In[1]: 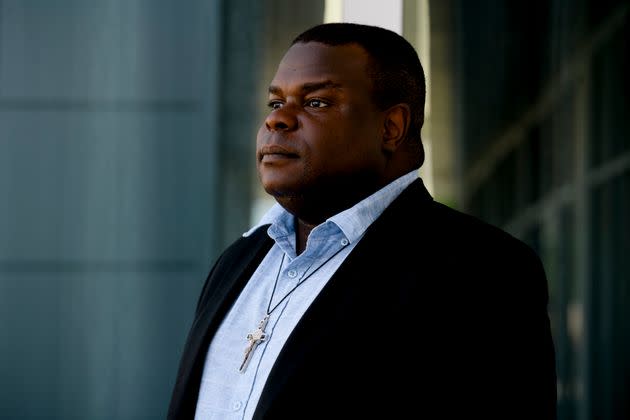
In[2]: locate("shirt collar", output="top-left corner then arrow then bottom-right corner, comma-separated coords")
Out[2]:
242,203 -> 285,237
243,169 -> 420,242
328,169 -> 419,243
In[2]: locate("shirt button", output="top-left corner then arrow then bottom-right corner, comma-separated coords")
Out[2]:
232,401 -> 242,411
340,238 -> 349,246
287,269 -> 297,278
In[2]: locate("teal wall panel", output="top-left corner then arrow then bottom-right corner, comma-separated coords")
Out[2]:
0,271 -> 206,419
0,0 -> 230,418
0,112 -> 211,261
0,0 -> 206,101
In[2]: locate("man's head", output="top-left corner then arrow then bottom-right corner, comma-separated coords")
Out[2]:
292,23 -> 426,151
256,23 -> 426,224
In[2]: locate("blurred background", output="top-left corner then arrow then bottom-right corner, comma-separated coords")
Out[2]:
0,0 -> 627,419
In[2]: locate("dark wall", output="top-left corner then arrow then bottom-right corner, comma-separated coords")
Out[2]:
452,1 -> 629,419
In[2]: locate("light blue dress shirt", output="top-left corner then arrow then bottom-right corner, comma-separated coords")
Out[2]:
194,170 -> 419,419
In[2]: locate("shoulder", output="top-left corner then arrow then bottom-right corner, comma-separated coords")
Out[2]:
374,178 -> 543,274
431,201 -> 536,257
381,190 -> 548,302
428,201 -> 548,303
384,181 -> 537,259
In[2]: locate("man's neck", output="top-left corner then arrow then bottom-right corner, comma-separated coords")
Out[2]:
295,218 -> 316,255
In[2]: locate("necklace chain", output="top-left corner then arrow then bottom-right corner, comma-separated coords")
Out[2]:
266,244 -> 347,316
239,242 -> 349,373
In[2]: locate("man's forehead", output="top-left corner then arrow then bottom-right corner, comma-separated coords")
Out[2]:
280,41 -> 367,66
270,42 -> 370,89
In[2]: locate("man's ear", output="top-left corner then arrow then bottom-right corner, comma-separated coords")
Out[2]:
382,103 -> 410,153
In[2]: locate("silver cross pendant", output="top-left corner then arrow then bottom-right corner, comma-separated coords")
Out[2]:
239,315 -> 269,373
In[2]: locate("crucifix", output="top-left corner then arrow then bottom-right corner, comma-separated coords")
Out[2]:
239,315 -> 269,373
237,248 -> 347,373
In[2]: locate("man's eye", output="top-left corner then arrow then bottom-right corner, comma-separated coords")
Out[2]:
306,99 -> 328,108
267,101 -> 283,110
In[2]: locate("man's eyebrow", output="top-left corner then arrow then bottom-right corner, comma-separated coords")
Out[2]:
268,80 -> 342,95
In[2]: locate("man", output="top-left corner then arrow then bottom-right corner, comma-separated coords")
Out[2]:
169,23 -> 556,419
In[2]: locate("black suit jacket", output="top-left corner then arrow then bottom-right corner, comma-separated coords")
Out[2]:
169,179 -> 557,419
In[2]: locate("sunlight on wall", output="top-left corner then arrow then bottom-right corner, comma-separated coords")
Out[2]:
325,0 -> 402,34
324,0 -> 342,23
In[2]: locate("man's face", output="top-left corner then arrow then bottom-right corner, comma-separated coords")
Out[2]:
256,42 -> 387,213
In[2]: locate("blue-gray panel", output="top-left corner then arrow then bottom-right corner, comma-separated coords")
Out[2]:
0,270 -> 204,420
0,0 -> 207,101
0,111 -> 216,261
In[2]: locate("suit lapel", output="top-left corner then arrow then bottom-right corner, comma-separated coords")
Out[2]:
170,227 -> 273,418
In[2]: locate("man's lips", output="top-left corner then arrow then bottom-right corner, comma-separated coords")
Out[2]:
259,145 -> 299,162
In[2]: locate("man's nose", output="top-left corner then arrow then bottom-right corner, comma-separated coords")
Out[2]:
265,106 -> 298,131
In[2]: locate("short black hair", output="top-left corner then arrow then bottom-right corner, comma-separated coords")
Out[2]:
292,22 -> 426,166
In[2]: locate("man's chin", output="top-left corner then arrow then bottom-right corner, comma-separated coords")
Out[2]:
261,176 -> 307,199
270,196 -> 302,216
